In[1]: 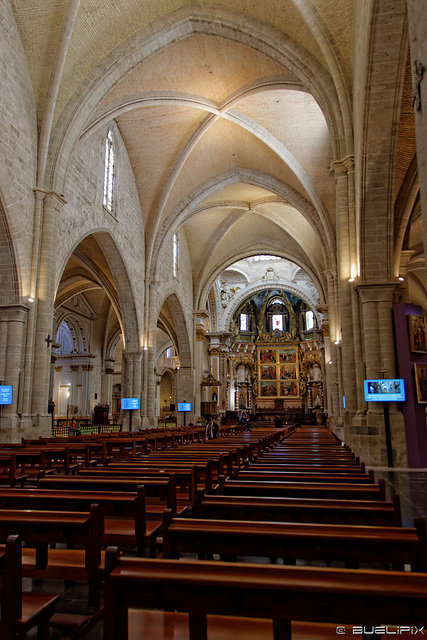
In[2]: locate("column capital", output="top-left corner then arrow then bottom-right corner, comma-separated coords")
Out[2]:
0,304 -> 30,322
43,191 -> 68,208
123,350 -> 143,363
356,282 -> 403,304
332,155 -> 355,178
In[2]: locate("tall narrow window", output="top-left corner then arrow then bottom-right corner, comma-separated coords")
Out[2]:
306,311 -> 314,330
173,233 -> 179,277
103,128 -> 115,213
272,314 -> 283,331
240,313 -> 248,331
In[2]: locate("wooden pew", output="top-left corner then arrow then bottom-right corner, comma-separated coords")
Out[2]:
218,478 -> 387,500
243,462 -> 367,473
103,551 -> 427,640
0,452 -> 27,487
194,493 -> 402,527
233,470 -> 375,483
0,486 -> 161,556
106,460 -> 214,495
38,474 -> 177,514
162,510 -> 427,571
1,447 -> 78,481
0,504 -> 103,611
77,466 -> 197,506
0,534 -> 61,640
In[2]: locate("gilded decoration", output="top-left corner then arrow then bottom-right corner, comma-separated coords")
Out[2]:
257,345 -> 300,398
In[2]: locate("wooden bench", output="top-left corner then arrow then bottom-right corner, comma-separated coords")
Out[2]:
106,460 -> 215,495
194,493 -> 402,526
218,478 -> 387,500
38,474 -> 177,514
77,466 -> 198,506
162,510 -> 427,571
233,470 -> 375,483
0,534 -> 60,640
103,552 -> 427,640
0,486 -> 161,557
1,447 -> 78,481
0,504 -> 103,612
0,452 -> 27,487
243,461 -> 367,472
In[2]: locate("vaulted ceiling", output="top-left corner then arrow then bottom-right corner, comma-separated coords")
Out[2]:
11,0 -> 419,310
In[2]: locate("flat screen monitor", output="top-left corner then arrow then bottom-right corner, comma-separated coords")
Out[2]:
0,386 -> 12,405
178,402 -> 191,412
363,379 -> 405,402
121,397 -> 139,410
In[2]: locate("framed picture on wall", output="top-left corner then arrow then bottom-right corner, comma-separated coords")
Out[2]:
408,314 -> 427,353
414,363 -> 427,403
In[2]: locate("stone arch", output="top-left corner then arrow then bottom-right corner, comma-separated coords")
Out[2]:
54,312 -> 88,355
224,283 -> 322,334
393,156 -> 419,275
151,168 -> 334,295
199,244 -> 326,316
0,199 -> 19,305
55,231 -> 141,354
156,293 -> 192,369
47,5 -> 350,195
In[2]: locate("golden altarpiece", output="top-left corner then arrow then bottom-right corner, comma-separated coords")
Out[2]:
220,290 -> 325,417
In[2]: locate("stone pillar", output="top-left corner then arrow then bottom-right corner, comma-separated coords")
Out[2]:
102,359 -> 115,410
0,304 -> 29,441
333,158 -> 358,423
353,283 -> 407,466
407,1 -> 427,284
175,366 -> 195,426
194,311 -> 208,418
30,192 -> 67,435
70,365 -> 80,410
122,351 -> 143,430
81,364 -> 94,416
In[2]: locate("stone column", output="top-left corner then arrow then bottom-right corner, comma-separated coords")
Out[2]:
0,304 -> 29,441
70,365 -> 80,410
175,366 -> 195,426
122,350 -> 143,430
102,359 -> 115,409
333,158 -> 358,422
194,311 -> 208,418
81,364 -> 94,416
354,283 -> 407,466
31,192 -> 67,435
407,1 -> 427,284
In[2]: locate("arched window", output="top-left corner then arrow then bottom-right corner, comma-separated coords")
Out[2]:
240,313 -> 248,331
306,310 -> 314,330
103,128 -> 116,213
173,233 -> 179,277
267,298 -> 288,332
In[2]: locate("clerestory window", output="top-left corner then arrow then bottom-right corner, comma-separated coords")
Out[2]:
103,128 -> 116,213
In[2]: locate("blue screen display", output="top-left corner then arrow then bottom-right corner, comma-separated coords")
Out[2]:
0,386 -> 12,405
178,402 -> 191,412
363,379 -> 405,402
121,397 -> 139,410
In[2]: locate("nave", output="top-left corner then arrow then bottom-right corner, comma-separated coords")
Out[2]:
1,424 -> 424,640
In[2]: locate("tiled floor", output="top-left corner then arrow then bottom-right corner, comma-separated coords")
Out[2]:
25,468 -> 427,639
